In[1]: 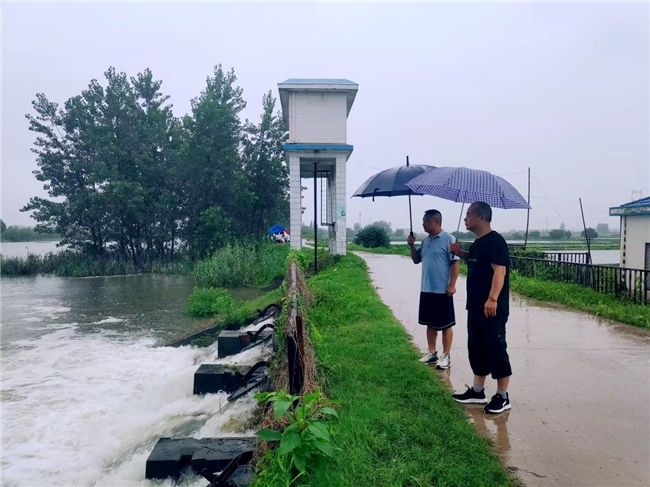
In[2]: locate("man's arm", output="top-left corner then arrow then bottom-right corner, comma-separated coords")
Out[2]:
410,245 -> 422,264
449,241 -> 469,260
407,234 -> 421,264
447,260 -> 460,296
484,237 -> 509,317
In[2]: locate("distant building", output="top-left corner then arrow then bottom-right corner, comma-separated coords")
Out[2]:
609,196 -> 650,270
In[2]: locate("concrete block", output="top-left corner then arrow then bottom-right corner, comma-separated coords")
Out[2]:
218,330 -> 246,358
145,437 -> 257,480
193,364 -> 250,395
217,330 -> 274,358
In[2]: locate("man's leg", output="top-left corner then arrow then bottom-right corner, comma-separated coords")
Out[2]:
484,316 -> 512,414
441,327 -> 453,355
453,310 -> 488,404
426,327 -> 438,353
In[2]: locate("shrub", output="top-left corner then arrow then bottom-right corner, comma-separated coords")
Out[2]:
193,244 -> 288,288
183,287 -> 248,325
353,226 -> 390,248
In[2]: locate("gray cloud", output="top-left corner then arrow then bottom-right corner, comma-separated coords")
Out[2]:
2,1 -> 648,233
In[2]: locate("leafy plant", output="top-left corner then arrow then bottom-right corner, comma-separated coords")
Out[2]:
193,244 -> 288,288
252,390 -> 339,485
353,225 -> 390,248
287,250 -> 308,271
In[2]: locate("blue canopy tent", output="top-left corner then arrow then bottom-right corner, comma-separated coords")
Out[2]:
268,224 -> 288,235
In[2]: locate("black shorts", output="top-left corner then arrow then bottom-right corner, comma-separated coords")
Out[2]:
467,309 -> 512,380
418,292 -> 455,331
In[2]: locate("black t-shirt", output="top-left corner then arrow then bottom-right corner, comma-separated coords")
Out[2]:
466,231 -> 509,317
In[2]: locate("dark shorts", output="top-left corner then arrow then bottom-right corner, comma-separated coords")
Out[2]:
418,292 -> 456,331
467,309 -> 512,380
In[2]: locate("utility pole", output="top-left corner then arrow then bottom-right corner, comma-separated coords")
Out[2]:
631,189 -> 643,201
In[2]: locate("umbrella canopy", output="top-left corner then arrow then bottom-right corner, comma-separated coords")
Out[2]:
405,166 -> 530,209
352,163 -> 435,199
351,158 -> 435,235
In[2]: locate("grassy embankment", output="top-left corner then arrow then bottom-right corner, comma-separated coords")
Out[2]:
181,245 -> 290,345
0,251 -> 193,277
302,254 -> 513,486
347,243 -> 649,329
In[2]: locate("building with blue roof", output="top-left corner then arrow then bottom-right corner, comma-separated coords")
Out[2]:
278,78 -> 359,256
609,196 -> 650,270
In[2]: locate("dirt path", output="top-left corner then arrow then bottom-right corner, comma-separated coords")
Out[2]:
357,252 -> 650,487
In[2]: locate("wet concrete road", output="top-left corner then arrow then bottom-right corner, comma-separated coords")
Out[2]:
357,252 -> 650,487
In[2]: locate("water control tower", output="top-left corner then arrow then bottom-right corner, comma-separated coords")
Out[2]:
278,79 -> 359,255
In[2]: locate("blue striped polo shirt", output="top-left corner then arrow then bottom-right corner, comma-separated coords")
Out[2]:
416,230 -> 460,294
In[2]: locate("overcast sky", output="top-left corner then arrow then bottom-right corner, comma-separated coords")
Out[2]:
2,1 -> 649,234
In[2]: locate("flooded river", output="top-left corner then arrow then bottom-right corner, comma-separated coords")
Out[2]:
0,272 -> 267,486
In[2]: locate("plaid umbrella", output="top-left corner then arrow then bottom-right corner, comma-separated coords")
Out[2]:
405,166 -> 530,209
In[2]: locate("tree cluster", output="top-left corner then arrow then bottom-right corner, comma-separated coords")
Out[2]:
22,65 -> 288,261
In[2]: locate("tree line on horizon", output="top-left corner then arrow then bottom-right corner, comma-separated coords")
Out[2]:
20,65 -> 288,262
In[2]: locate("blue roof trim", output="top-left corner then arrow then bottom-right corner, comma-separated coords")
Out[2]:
280,78 -> 357,86
282,143 -> 354,152
609,196 -> 650,216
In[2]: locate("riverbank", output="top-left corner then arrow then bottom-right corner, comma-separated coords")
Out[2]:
0,251 -> 194,277
305,255 -> 512,486
348,244 -> 648,329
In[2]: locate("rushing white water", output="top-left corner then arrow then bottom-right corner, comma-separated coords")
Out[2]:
2,323 -> 269,486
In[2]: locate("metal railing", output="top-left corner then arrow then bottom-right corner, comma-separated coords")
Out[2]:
510,256 -> 649,305
543,252 -> 590,264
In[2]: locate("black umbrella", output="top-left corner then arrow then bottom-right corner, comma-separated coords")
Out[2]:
352,156 -> 435,236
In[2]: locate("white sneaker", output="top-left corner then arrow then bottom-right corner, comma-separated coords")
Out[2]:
437,353 -> 451,370
419,352 -> 438,364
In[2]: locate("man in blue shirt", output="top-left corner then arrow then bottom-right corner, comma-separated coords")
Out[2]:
407,209 -> 460,369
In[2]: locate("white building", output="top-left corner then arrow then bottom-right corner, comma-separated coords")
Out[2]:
609,196 -> 650,270
278,79 -> 359,256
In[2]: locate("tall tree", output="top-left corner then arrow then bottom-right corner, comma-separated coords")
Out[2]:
180,65 -> 247,257
241,91 -> 289,238
23,68 -> 181,261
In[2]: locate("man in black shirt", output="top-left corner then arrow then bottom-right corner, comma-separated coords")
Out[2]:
449,202 -> 512,414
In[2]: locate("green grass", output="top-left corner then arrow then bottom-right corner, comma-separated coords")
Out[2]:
187,287 -> 284,347
193,244 -> 288,288
510,273 -> 650,329
305,255 -> 512,487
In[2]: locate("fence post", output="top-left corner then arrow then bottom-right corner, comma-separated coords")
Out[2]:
287,262 -> 304,395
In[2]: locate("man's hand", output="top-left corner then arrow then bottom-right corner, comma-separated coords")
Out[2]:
407,234 -> 416,246
446,283 -> 456,297
484,297 -> 498,318
449,241 -> 461,254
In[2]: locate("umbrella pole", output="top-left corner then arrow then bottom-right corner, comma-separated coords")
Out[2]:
408,190 -> 414,237
455,203 -> 465,238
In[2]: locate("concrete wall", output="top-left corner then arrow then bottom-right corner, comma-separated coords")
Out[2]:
621,215 -> 650,269
289,92 -> 347,144
289,153 -> 302,250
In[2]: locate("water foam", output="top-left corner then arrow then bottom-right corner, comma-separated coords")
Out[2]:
1,327 -> 260,486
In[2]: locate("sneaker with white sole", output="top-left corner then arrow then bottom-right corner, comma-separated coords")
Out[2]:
418,351 -> 438,364
484,393 -> 511,414
452,385 -> 488,404
436,353 -> 451,370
